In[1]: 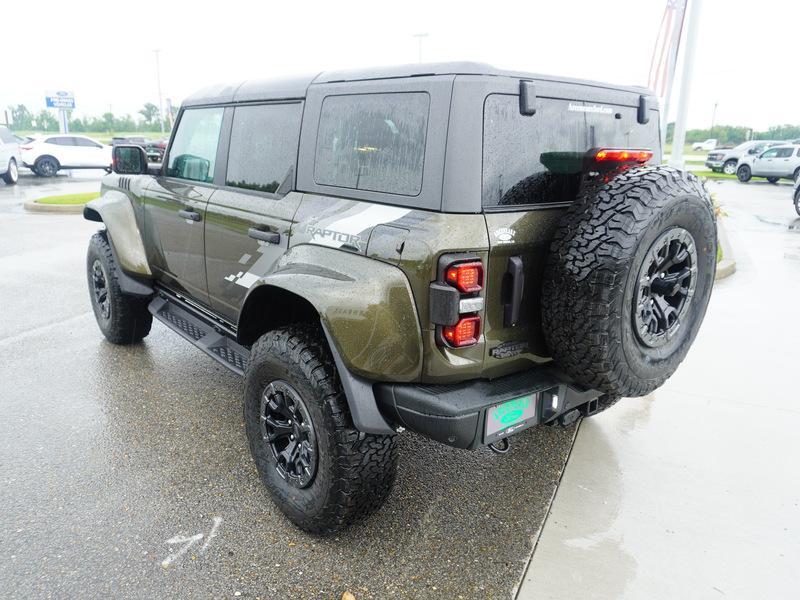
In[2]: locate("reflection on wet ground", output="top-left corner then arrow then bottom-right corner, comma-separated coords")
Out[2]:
520,180 -> 800,599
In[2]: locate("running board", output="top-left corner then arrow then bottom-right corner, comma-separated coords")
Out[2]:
148,296 -> 250,375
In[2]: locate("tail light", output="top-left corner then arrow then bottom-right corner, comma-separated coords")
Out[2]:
20,145 -> 32,151
442,316 -> 481,348
593,148 -> 653,164
431,254 -> 484,349
445,261 -> 483,293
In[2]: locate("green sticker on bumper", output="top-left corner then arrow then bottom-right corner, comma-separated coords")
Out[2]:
486,394 -> 537,437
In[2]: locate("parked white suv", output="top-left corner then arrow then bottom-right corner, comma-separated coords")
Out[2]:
0,125 -> 21,185
20,135 -> 112,177
736,145 -> 800,183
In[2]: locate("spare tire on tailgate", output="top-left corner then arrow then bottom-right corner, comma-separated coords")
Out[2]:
541,166 -> 717,402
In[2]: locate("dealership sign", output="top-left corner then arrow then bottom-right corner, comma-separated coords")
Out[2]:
45,91 -> 75,109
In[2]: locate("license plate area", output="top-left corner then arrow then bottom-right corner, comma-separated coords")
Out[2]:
484,392 -> 539,445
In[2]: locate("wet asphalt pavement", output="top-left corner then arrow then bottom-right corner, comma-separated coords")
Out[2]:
0,174 -> 577,599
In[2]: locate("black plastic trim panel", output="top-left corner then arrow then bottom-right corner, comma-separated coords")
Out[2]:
375,366 -> 599,449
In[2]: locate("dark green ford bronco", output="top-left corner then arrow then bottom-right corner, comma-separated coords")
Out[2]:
84,62 -> 716,533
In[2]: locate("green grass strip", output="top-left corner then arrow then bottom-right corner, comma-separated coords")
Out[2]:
35,192 -> 101,205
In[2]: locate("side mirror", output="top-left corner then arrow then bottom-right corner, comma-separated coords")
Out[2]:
112,145 -> 148,175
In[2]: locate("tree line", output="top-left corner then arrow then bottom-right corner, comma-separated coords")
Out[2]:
6,103 -> 174,133
666,123 -> 800,146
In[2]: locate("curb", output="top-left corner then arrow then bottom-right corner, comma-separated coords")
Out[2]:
715,218 -> 736,280
23,201 -> 85,214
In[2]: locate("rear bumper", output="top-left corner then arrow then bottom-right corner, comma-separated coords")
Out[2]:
374,366 -> 601,449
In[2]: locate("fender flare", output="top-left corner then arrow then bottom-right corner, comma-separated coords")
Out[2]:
84,192 -> 151,276
240,244 -> 423,382
238,244 -> 424,434
84,192 -> 153,297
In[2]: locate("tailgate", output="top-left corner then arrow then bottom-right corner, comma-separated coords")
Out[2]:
480,91 -> 661,375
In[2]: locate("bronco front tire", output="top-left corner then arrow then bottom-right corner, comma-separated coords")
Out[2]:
244,325 -> 397,534
86,232 -> 152,344
542,166 -> 716,399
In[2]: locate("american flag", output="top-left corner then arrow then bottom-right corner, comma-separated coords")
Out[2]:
648,0 -> 689,97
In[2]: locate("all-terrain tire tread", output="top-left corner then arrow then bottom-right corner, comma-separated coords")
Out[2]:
246,324 -> 397,534
87,232 -> 152,344
541,166 -> 715,398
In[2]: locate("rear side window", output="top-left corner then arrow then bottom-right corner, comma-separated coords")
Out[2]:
314,92 -> 429,196
0,127 -> 16,143
775,148 -> 794,158
482,95 -> 660,208
46,137 -> 72,146
74,137 -> 102,148
226,103 -> 301,195
167,107 -> 224,183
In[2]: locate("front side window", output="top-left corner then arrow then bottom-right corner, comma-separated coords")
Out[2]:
482,94 -> 660,208
225,103 -> 301,195
761,148 -> 779,159
314,92 -> 429,196
166,107 -> 224,183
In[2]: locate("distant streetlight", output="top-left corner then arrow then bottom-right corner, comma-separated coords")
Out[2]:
412,33 -> 429,63
710,101 -> 718,133
154,49 -> 165,134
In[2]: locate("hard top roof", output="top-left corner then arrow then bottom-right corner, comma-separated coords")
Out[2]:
182,61 -> 651,107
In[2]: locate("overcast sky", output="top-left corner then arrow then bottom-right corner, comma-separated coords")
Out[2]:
1,0 -> 796,130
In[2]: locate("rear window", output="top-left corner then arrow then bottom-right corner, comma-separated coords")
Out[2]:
482,94 -> 659,208
314,92 -> 429,196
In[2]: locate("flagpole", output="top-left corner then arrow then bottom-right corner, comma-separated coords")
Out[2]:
669,0 -> 702,168
660,1 -> 688,148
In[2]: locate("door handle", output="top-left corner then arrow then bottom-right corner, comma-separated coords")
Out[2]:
248,228 -> 281,244
179,209 -> 201,222
503,255 -> 525,327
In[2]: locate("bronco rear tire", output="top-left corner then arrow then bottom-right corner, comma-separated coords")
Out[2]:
541,167 -> 717,399
86,232 -> 152,344
244,325 -> 397,534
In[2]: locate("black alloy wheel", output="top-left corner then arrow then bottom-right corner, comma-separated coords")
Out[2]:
260,380 -> 318,489
36,157 -> 58,177
737,165 -> 751,182
634,227 -> 698,348
90,259 -> 111,319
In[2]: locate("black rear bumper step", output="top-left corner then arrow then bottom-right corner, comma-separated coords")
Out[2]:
149,296 -> 250,375
374,367 -> 600,450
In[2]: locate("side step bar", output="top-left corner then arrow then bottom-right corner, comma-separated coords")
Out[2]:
148,295 -> 250,375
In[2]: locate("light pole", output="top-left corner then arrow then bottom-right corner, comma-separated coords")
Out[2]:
413,33 -> 428,64
154,49 -> 165,134
710,101 -> 718,134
